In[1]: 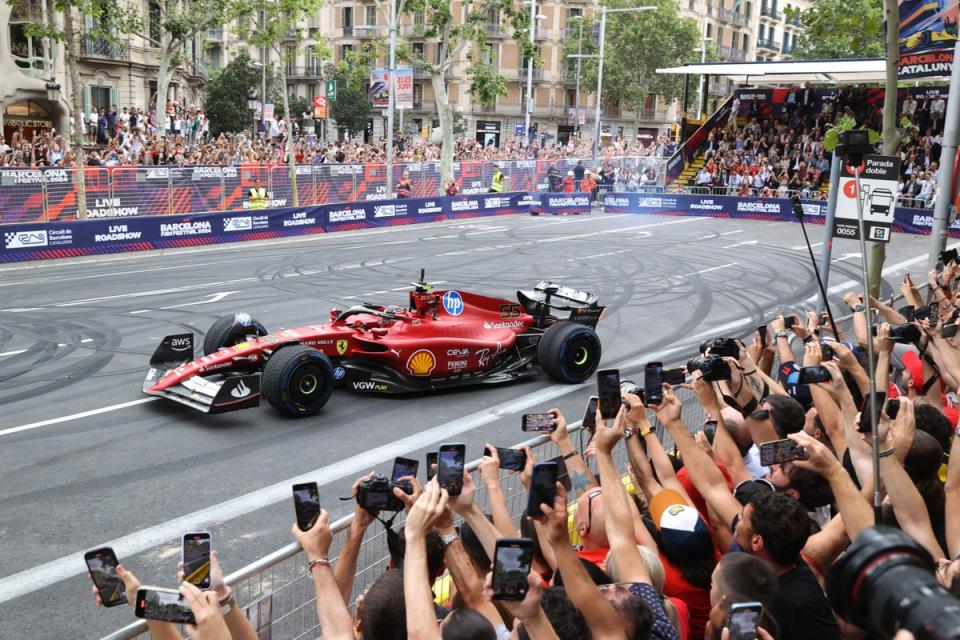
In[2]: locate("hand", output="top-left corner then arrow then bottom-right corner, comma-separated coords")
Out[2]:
519,445 -> 536,490
929,268 -> 943,291
816,360 -> 847,398
888,396 -> 916,459
291,509 -> 333,560
791,316 -> 811,339
584,440 -> 597,459
178,551 -> 226,595
843,291 -> 864,309
484,571 -> 544,622
691,373 -> 720,412
901,275 -> 920,301
621,392 -> 649,427
548,409 -> 569,445
405,478 -> 449,541
747,330 -> 763,362
721,627 -> 775,640
451,470 -> 477,515
90,563 -> 141,608
876,323 -> 895,354
806,310 -> 821,331
788,431 -> 840,477
803,340 -> 823,367
180,582 -> 230,640
769,314 -> 786,333
594,405 -> 625,454
829,341 -> 861,372
392,475 -> 424,511
479,444 -> 500,487
531,482 -> 569,546
694,430 -> 716,461
655,384 -> 683,424
352,472 -> 378,528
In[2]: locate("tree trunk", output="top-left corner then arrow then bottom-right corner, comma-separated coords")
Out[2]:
868,0 -> 903,297
156,39 -> 172,139
63,2 -> 87,219
280,62 -> 299,207
432,72 -> 453,193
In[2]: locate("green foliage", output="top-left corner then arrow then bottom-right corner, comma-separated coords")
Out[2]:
282,95 -> 311,119
562,0 -> 699,114
15,0 -> 142,45
821,114 -> 882,151
787,0 -> 885,59
328,55 -> 371,134
203,51 -> 261,136
466,47 -> 508,108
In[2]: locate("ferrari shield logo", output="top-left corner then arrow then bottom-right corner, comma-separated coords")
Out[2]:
336,339 -> 348,355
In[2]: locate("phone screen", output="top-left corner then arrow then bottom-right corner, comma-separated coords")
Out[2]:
85,548 -> 126,607
644,362 -> 664,406
497,447 -> 527,471
392,457 -> 419,482
437,444 -> 465,496
581,396 -> 599,432
426,452 -> 438,480
798,365 -> 832,384
597,369 -> 622,420
757,324 -> 767,345
181,533 -> 211,589
492,538 -> 534,600
522,413 -> 556,432
758,439 -> 809,466
527,462 -> 559,517
293,483 -> 321,532
728,603 -> 763,640
136,588 -> 196,624
858,392 -> 888,434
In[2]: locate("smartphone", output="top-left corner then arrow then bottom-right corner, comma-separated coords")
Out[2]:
485,446 -> 528,471
492,538 -> 534,600
820,342 -> 836,361
943,323 -> 959,339
940,248 -> 959,265
582,396 -> 599,433
758,439 -> 809,466
757,324 -> 767,345
798,365 -> 832,384
135,587 -> 195,624
644,362 -> 664,406
522,412 -> 557,432
437,443 -> 466,496
703,420 -> 717,445
727,601 -> 763,640
392,457 -> 419,482
527,462 -> 559,517
663,368 -> 686,386
425,451 -> 438,480
597,369 -> 622,420
292,482 -> 321,532
181,532 -> 211,589
784,315 -> 797,330
858,392 -> 888,434
84,547 -> 126,607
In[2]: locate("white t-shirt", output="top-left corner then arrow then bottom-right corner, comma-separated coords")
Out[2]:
743,444 -> 770,479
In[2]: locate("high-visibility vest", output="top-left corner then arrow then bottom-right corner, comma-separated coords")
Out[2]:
491,171 -> 504,192
249,187 -> 267,209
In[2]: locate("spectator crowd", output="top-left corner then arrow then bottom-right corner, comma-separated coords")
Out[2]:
92,262 -> 960,639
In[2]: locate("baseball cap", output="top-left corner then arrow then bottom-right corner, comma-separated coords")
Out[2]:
649,489 -> 712,561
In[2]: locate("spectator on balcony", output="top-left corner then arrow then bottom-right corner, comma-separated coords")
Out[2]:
107,105 -> 118,139
97,109 -> 108,146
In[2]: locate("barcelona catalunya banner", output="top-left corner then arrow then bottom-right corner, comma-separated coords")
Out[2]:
0,192 -> 590,263
602,192 -> 955,238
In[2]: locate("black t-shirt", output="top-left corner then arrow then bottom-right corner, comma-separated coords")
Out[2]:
772,561 -> 840,640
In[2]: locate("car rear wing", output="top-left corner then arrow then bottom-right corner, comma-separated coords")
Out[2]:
517,281 -> 605,327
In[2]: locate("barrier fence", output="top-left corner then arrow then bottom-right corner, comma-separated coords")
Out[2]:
0,157 -> 665,225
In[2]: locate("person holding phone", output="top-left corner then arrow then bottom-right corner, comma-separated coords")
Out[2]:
547,407 -> 599,494
90,562 -> 181,640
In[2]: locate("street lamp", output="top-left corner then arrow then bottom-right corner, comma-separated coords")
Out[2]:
591,5 -> 656,157
569,15 -> 584,137
247,89 -> 258,140
45,79 -> 61,103
522,0 -> 547,147
386,0 -> 397,193
693,23 -> 712,121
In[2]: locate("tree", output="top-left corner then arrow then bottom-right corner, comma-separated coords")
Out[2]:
203,51 -> 260,136
328,60 -> 372,136
149,0 -> 234,139
245,0 -> 326,206
563,0 -> 699,125
786,0 -> 885,60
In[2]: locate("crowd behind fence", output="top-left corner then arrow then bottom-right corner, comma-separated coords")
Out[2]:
0,157 -> 666,225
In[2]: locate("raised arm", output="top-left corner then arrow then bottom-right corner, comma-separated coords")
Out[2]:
946,428 -> 960,559
478,445 -> 519,537
333,474 -> 378,602
403,481 -> 448,640
549,408 -> 599,494
291,510 -> 355,640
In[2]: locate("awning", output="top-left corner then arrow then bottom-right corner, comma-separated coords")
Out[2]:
656,58 -> 896,84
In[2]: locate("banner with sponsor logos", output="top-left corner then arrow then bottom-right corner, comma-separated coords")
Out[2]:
0,191 -> 587,263
601,191 -> 950,238
898,0 -> 958,79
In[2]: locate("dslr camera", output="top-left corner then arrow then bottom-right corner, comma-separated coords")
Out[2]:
871,323 -> 922,344
355,473 -> 413,512
699,337 -> 740,358
688,355 -> 731,382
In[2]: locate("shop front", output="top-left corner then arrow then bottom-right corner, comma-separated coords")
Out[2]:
3,99 -> 55,144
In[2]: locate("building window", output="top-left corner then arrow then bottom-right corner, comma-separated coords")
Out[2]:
717,26 -> 724,46
414,10 -> 425,25
705,22 -> 712,38
413,83 -> 423,108
342,7 -> 353,28
308,83 -> 316,98
486,7 -> 498,25
89,86 -> 112,112
8,0 -> 45,74
412,41 -> 425,60
148,2 -> 161,45
745,1 -> 752,16
366,5 -> 376,26
339,43 -> 353,61
567,7 -> 582,19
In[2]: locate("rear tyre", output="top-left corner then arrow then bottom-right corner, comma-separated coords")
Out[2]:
262,345 -> 334,417
203,313 -> 268,355
537,320 -> 602,383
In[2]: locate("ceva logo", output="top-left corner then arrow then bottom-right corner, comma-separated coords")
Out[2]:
442,291 -> 464,316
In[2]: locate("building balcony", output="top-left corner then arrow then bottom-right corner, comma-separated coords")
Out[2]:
341,26 -> 354,36
786,14 -> 802,25
206,28 -> 223,41
718,45 -> 746,61
354,25 -> 387,37
400,23 -> 427,36
190,59 -> 209,79
756,36 -> 780,50
485,23 -> 507,37
287,65 -> 322,79
718,8 -> 749,26
759,5 -> 782,19
518,67 -> 543,80
781,42 -> 795,54
80,35 -> 129,61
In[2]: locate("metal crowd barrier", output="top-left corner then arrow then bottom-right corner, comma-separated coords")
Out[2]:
0,156 -> 668,225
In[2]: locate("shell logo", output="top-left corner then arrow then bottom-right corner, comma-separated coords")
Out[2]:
406,349 -> 436,376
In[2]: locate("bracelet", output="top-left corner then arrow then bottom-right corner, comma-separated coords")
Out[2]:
877,448 -> 896,458
639,427 -> 653,437
563,450 -> 577,460
307,557 -> 331,572
217,586 -> 234,608
743,370 -> 757,376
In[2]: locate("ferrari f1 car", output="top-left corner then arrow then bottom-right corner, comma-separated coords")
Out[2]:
143,272 -> 605,417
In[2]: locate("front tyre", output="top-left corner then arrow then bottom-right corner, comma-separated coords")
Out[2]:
262,345 -> 334,417
537,320 -> 602,383
203,313 -> 268,355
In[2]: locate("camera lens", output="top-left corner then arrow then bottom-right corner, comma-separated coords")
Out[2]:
827,526 -> 960,640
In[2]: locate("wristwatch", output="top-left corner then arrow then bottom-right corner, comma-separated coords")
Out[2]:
854,304 -> 864,312
776,330 -> 790,340
439,532 -> 459,550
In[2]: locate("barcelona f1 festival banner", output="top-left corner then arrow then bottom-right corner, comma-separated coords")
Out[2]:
898,0 -> 958,79
0,191 -> 590,263
602,191 -> 957,238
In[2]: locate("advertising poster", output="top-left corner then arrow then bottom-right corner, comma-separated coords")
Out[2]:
898,0 -> 958,78
395,67 -> 414,109
370,68 -> 390,108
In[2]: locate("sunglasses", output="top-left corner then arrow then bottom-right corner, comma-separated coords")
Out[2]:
585,490 -> 602,534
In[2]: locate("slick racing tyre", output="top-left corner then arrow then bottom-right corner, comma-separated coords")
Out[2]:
203,313 -> 268,355
262,345 -> 334,417
537,320 -> 602,383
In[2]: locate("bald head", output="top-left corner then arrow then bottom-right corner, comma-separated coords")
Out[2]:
575,489 -> 609,550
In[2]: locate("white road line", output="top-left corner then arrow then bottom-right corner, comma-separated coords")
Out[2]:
0,398 -> 157,438
720,240 -> 758,249
464,227 -> 508,235
0,338 -> 95,357
697,234 -> 714,240
792,242 -> 823,250
719,230 -> 744,236
129,291 -> 239,315
697,263 -> 738,275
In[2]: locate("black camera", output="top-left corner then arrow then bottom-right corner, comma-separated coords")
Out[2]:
940,248 -> 959,266
356,473 -> 413,512
836,129 -> 874,164
699,337 -> 740,358
871,323 -> 922,344
827,526 -> 960,640
688,355 -> 731,382
820,342 -> 835,361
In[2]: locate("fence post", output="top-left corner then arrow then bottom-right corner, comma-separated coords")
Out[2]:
311,166 -> 318,205
220,170 -> 226,212
167,170 -> 173,215
107,169 -> 115,218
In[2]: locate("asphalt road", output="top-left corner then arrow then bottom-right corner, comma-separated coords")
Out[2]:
0,210 -> 946,638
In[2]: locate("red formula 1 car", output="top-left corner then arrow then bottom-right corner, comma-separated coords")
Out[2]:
143,272 -> 605,417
